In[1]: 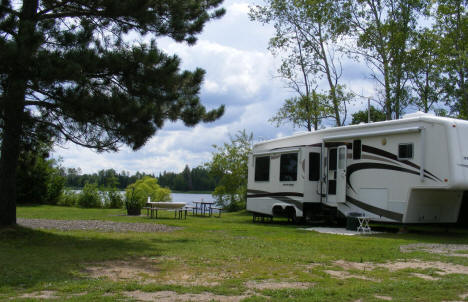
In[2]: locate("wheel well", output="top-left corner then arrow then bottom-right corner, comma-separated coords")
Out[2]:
285,206 -> 296,217
272,205 -> 283,216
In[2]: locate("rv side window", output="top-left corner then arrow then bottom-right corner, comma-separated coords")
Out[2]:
329,148 -> 337,171
309,152 -> 320,181
280,153 -> 298,181
353,140 -> 361,160
255,156 -> 270,181
398,143 -> 413,159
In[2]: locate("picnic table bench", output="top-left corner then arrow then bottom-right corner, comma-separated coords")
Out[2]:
144,202 -> 187,219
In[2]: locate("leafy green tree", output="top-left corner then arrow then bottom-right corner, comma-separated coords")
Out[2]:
0,0 -> 225,226
346,0 -> 424,119
432,0 -> 468,118
207,130 -> 252,211
407,28 -> 445,113
77,183 -> 101,208
173,173 -> 188,191
250,0 -> 352,128
16,151 -> 65,205
125,176 -> 171,207
102,190 -> 124,209
351,106 -> 387,124
269,93 -> 332,131
190,166 -> 217,191
182,165 -> 193,191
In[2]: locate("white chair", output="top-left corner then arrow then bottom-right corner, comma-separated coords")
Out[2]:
357,216 -> 371,233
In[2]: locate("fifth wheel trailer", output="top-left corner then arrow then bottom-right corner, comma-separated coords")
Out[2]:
246,112 -> 468,224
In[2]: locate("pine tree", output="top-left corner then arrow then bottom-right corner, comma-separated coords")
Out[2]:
0,0 -> 225,226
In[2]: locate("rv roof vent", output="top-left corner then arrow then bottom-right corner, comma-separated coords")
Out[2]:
402,111 -> 431,119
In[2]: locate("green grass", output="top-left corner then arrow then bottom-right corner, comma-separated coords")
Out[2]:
1,205 -> 467,301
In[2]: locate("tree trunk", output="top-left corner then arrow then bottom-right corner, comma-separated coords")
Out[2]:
0,0 -> 39,226
0,88 -> 25,226
318,24 -> 341,126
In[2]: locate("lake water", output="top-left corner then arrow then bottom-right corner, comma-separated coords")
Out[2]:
72,190 -> 214,207
171,193 -> 214,207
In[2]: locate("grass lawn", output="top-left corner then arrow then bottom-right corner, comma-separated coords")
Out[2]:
1,205 -> 467,301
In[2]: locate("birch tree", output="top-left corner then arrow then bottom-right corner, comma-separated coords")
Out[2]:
250,0 -> 353,128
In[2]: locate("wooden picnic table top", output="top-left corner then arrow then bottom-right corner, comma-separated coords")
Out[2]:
146,201 -> 186,209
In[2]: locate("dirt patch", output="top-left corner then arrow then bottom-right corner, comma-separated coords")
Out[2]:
245,280 -> 313,290
69,292 -> 88,296
18,218 -> 180,233
374,295 -> 392,300
323,260 -> 377,281
380,260 -> 468,275
400,244 -> 468,258
324,270 -> 374,281
19,291 -> 59,299
327,259 -> 467,281
123,290 -> 249,302
84,257 -> 160,281
161,272 -> 221,287
333,259 -> 376,272
411,273 -> 440,281
85,258 -> 228,286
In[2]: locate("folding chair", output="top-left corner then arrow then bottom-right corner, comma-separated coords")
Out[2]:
357,216 -> 371,233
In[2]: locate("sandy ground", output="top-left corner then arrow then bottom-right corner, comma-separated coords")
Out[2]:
17,218 -> 180,232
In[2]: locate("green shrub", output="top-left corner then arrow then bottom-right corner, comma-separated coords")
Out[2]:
212,185 -> 246,212
125,176 -> 171,210
16,153 -> 65,205
57,190 -> 79,207
77,183 -> 101,208
103,190 -> 124,209
46,170 -> 65,205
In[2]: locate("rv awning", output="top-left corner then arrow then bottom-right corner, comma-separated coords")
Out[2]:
323,126 -> 423,141
253,148 -> 301,156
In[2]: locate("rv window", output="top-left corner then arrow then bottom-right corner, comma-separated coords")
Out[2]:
255,156 -> 270,181
309,152 -> 320,181
338,148 -> 346,169
353,140 -> 361,160
280,153 -> 298,181
329,149 -> 337,171
398,143 -> 413,159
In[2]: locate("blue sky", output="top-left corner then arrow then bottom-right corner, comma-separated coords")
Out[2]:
53,0 -> 374,175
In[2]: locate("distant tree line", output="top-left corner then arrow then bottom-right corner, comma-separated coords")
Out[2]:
158,165 -> 218,192
63,165 -> 218,192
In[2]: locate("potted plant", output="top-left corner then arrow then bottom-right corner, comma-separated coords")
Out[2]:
125,188 -> 141,216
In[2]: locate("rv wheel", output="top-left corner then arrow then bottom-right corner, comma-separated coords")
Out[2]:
286,207 -> 296,223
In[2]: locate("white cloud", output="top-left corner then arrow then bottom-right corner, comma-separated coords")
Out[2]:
161,39 -> 277,100
53,0 -> 376,176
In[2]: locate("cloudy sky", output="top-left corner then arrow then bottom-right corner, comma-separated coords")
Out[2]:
53,0 -> 374,175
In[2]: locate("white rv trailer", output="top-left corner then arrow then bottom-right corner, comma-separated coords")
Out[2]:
246,112 -> 468,224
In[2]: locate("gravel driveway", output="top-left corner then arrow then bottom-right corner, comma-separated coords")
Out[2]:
17,218 -> 180,233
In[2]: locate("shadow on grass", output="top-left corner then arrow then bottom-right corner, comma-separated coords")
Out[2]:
0,225 -> 166,288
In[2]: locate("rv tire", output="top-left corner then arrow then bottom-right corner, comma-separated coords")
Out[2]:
285,207 -> 296,223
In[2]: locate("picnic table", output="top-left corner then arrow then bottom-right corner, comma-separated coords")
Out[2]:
188,201 -> 222,217
144,201 -> 188,219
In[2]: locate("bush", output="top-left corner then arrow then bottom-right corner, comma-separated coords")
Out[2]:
16,153 -> 65,205
125,176 -> 171,210
77,183 -> 101,208
46,170 -> 65,205
212,185 -> 246,212
58,190 -> 79,207
103,190 -> 124,209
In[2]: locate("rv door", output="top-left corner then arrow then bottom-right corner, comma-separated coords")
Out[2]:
336,145 -> 347,203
